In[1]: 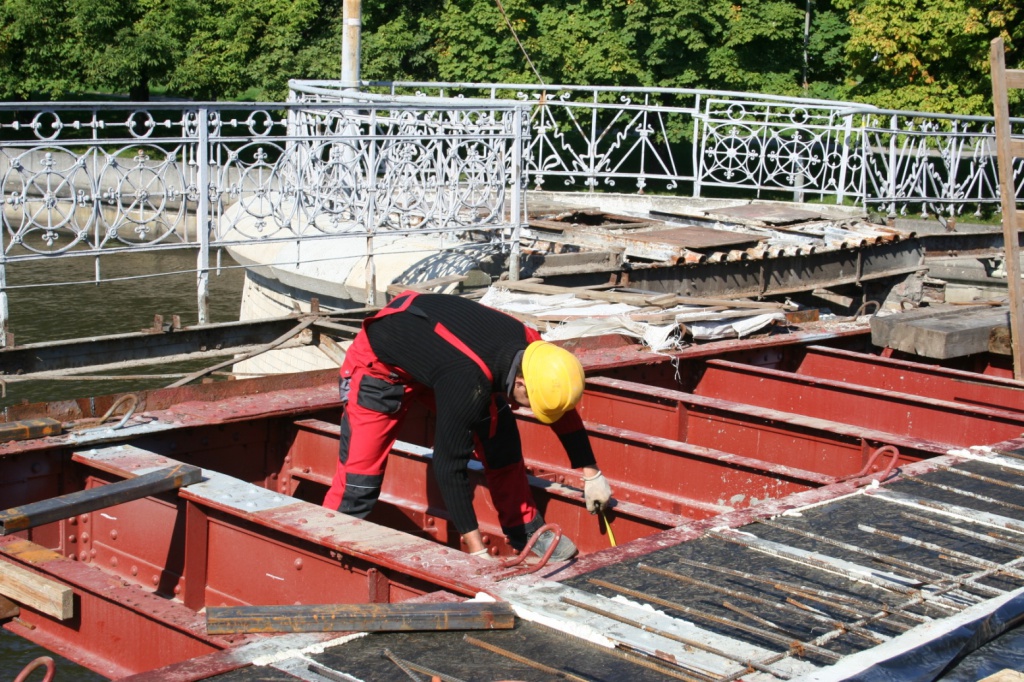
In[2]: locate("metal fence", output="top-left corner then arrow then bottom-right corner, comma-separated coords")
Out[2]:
368,81 -> 1024,222
0,92 -> 528,343
2,81 -> 1023,345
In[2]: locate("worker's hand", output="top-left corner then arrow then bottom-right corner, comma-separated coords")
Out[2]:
470,548 -> 496,561
583,471 -> 612,514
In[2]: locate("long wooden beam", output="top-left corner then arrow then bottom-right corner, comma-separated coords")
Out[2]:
0,464 -> 202,535
205,602 -> 516,634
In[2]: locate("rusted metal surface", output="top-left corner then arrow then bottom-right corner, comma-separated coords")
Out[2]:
0,464 -> 201,535
5,325 -> 1024,677
797,344 -> 1024,413
205,601 -> 516,634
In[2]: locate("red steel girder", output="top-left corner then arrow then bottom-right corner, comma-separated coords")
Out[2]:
797,345 -> 1024,414
696,359 -> 1024,447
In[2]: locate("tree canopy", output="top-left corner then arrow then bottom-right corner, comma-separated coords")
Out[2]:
0,0 -> 1020,115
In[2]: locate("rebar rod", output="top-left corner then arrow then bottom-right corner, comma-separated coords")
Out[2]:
665,554 -> 924,627
901,511 -> 1024,554
933,464 -> 1024,492
462,635 -> 592,682
559,596 -> 794,680
587,578 -> 842,663
640,563 -> 887,644
902,475 -> 1024,514
858,524 -> 1024,581
756,518 -> 997,600
381,649 -> 466,682
709,529 -> 964,612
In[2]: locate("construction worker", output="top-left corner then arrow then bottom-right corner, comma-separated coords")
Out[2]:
323,291 -> 612,561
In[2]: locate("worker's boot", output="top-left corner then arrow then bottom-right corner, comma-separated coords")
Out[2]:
506,514 -> 578,561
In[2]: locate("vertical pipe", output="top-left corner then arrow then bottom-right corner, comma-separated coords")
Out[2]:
0,257 -> 8,347
196,108 -> 211,325
341,0 -> 362,89
836,113 -> 851,205
693,94 -> 702,198
887,113 -> 898,220
508,106 -> 524,281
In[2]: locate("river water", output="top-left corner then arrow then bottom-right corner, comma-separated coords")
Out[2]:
1,249 -> 246,679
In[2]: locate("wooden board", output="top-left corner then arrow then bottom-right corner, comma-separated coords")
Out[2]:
0,560 -> 73,620
705,204 -> 824,226
871,305 -> 1010,359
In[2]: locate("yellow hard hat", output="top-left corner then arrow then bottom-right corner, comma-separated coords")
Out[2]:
522,340 -> 585,424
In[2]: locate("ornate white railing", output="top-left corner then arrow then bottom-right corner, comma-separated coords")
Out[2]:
0,93 -> 528,342
2,80 -> 1022,345
369,81 -> 1024,222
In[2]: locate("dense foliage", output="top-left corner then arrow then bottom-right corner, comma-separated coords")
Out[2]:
0,0 -> 1019,114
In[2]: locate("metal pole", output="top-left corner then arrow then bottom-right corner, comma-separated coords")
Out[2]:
0,257 -> 8,348
342,0 -> 362,88
509,106 -> 524,281
196,108 -> 211,325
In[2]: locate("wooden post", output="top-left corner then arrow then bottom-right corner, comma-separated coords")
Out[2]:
206,601 -> 516,634
0,464 -> 202,535
990,37 -> 1024,379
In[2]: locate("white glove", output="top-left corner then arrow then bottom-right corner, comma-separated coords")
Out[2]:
470,548 -> 495,560
583,471 -> 612,514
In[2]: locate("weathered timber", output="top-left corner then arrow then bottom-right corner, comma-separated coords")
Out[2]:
0,464 -> 202,535
205,601 -> 517,634
0,418 -> 62,443
0,560 -> 73,620
992,37 -> 1024,378
0,594 -> 19,619
871,305 -> 1010,359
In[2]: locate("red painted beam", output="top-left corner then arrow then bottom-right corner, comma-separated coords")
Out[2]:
696,359 -> 1024,447
797,345 -> 1024,414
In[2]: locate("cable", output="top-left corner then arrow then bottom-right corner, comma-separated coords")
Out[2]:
493,0 -> 546,86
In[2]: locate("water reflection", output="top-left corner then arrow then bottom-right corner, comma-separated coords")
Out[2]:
1,249 -> 245,408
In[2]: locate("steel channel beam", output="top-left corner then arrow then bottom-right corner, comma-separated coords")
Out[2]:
284,420 -> 676,554
797,345 -> 1024,414
697,359 -> 1024,446
577,376 -> 947,476
0,535 -> 241,678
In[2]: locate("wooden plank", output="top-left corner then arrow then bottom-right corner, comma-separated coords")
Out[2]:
0,418 -> 63,443
205,601 -> 516,634
1012,138 -> 1024,159
1007,69 -> 1024,89
0,560 -> 73,620
0,464 -> 202,535
0,594 -> 19,620
992,37 -> 1024,379
873,305 -> 1010,359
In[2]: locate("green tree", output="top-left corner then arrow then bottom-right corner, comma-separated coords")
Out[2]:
834,0 -> 1021,114
0,0 -> 82,99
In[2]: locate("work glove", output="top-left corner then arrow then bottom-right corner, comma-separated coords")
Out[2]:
470,548 -> 496,560
583,471 -> 612,514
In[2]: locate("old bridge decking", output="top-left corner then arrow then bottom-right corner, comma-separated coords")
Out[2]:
2,328 -> 1024,679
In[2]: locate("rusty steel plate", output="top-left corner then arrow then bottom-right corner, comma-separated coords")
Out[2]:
706,204 -> 824,225
615,226 -> 763,251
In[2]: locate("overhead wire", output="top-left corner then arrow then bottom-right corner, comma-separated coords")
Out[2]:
493,0 -> 546,87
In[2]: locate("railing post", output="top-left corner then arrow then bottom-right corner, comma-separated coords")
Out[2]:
0,256 -> 8,348
887,113 -> 898,220
693,94 -> 704,198
196,108 -> 211,325
508,106 -> 524,281
836,113 -> 852,205
365,108 -> 378,306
